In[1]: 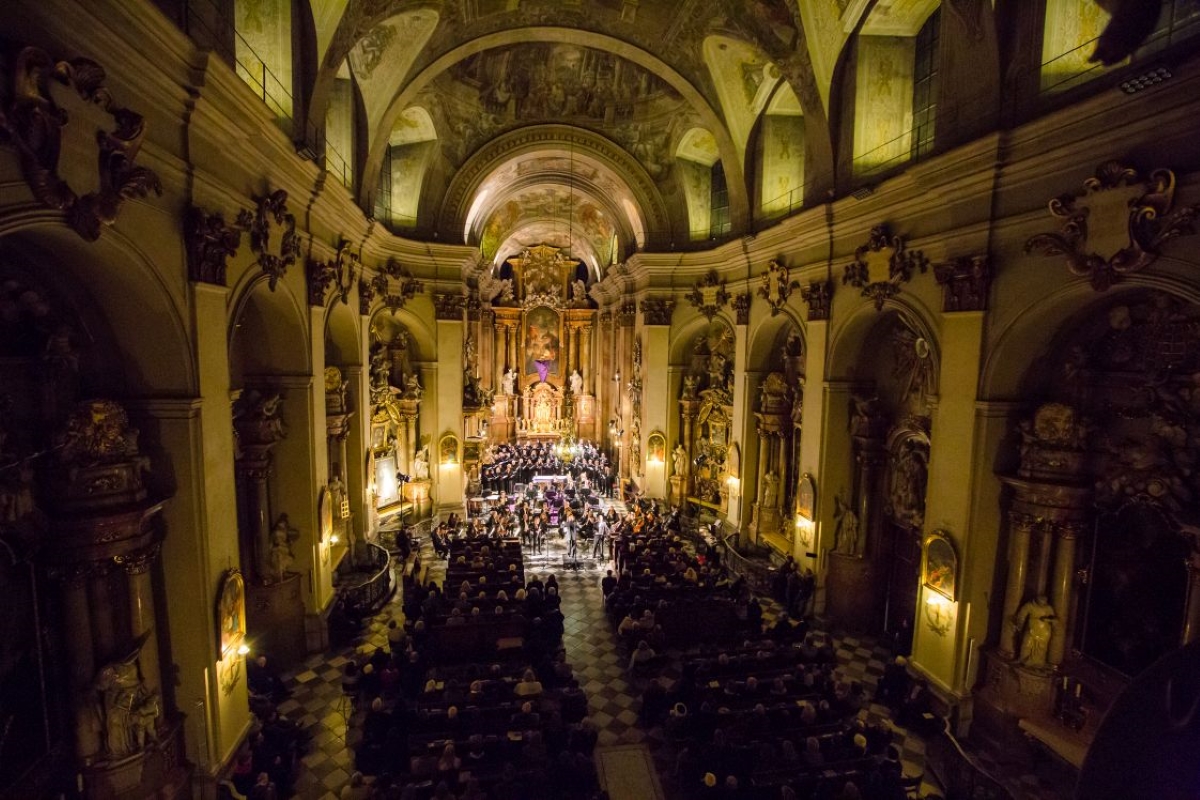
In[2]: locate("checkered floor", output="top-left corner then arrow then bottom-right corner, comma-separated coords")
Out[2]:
273,512 -> 1072,800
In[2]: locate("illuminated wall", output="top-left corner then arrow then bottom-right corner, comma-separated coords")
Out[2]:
325,75 -> 355,188
853,36 -> 915,175
235,0 -> 293,121
760,114 -> 805,215
1040,0 -> 1112,93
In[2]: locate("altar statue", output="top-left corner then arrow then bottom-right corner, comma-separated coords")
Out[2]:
267,514 -> 299,582
95,647 -> 159,758
1015,595 -> 1056,668
569,369 -> 584,396
672,445 -> 689,477
502,368 -> 517,396
413,446 -> 430,480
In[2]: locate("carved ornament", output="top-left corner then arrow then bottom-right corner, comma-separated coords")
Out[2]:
617,300 -> 637,326
842,224 -> 929,311
687,270 -> 731,321
640,297 -> 675,326
56,400 -> 141,466
360,257 -> 424,315
236,190 -> 301,291
306,240 -> 359,307
1025,162 -> 1199,291
732,292 -> 751,325
800,280 -> 832,321
1017,403 -> 1092,483
0,48 -> 162,241
757,259 -> 799,316
934,255 -> 991,312
433,292 -> 466,321
232,390 -> 287,447
185,207 -> 242,286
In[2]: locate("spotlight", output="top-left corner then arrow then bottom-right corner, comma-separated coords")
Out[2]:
237,644 -> 250,656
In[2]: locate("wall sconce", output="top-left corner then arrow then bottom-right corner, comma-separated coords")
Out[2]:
329,534 -> 340,546
924,591 -> 953,636
725,475 -> 740,496
236,644 -> 250,657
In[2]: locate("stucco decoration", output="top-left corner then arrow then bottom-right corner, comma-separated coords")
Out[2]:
842,224 -> 929,310
1024,161 -> 1200,292
0,47 -> 162,242
360,258 -> 424,315
238,190 -> 302,292
307,240 -> 360,307
687,270 -> 732,321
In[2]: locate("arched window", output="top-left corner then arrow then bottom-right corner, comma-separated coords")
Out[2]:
233,0 -> 294,124
851,3 -> 941,177
325,64 -> 356,191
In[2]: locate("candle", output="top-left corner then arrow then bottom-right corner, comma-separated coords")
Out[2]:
1075,682 -> 1082,698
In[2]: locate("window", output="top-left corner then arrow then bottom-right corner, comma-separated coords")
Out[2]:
911,9 -> 940,161
709,162 -> 731,238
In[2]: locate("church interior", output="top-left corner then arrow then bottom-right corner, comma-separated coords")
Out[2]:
1,0 -> 1199,798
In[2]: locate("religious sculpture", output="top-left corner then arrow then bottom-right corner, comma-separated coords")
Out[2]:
94,643 -> 159,759
413,446 -> 430,480
890,443 -> 928,528
502,368 -> 517,396
1014,594 -> 1057,668
682,375 -> 698,400
464,334 -> 479,377
570,279 -> 589,307
761,471 -> 780,510
569,369 -> 584,396
267,514 -> 299,583
673,444 -> 689,477
833,493 -> 860,556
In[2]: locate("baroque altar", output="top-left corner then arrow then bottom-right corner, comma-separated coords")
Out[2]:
484,244 -> 598,442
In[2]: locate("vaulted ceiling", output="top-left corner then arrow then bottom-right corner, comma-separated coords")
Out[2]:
302,0 -> 936,272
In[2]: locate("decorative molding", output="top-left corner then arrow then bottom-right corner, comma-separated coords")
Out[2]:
617,300 -> 637,326
757,259 -> 799,316
732,292 -> 751,325
842,224 -> 929,311
185,207 -> 242,286
800,280 -> 832,321
640,297 -> 675,326
0,47 -> 162,241
466,293 -> 482,321
236,190 -> 301,291
686,270 -> 731,321
360,257 -> 424,315
934,255 -> 991,312
433,292 -> 466,321
306,240 -> 359,307
1025,161 -> 1200,291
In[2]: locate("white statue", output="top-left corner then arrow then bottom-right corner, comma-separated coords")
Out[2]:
569,369 -> 583,396
1015,595 -> 1056,668
762,471 -> 779,509
95,654 -> 159,758
833,493 -> 860,556
413,446 -> 430,480
268,514 -> 299,582
502,368 -> 517,396
672,445 -> 688,477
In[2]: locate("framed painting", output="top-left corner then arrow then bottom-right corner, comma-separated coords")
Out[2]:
439,433 -> 460,465
796,473 -> 815,521
923,530 -> 957,601
524,305 -> 560,378
375,455 -> 399,503
217,569 -> 247,659
647,431 -> 666,464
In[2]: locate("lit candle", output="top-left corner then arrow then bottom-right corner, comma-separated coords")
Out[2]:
1075,683 -> 1082,698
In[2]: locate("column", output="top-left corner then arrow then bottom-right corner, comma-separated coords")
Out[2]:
998,513 -> 1034,658
406,414 -> 419,473
755,426 -> 770,508
88,570 -> 117,663
853,439 -> 888,557
1048,523 -> 1079,666
495,324 -> 507,393
60,572 -> 100,759
1184,553 -> 1200,645
581,325 -> 592,393
1033,526 -> 1053,597
125,551 -> 162,697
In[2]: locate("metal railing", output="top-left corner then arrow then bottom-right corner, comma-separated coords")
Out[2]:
340,541 -> 393,614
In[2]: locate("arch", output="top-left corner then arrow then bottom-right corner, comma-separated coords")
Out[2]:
670,316 -> 734,366
0,218 -> 196,397
323,296 -> 361,366
367,305 -> 435,361
360,27 -> 749,232
228,273 -> 312,384
827,294 -> 940,382
443,125 -> 666,249
980,274 -> 1200,400
747,307 -> 806,369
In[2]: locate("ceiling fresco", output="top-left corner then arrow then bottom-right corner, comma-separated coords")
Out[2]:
301,0 -> 988,273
